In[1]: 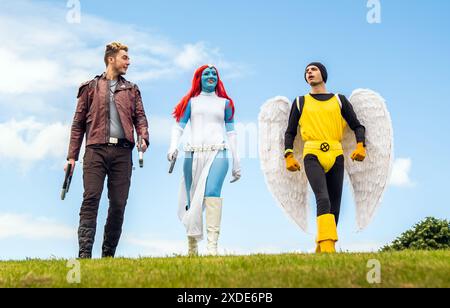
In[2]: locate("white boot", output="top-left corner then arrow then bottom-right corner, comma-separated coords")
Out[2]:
205,197 -> 223,256
188,236 -> 198,256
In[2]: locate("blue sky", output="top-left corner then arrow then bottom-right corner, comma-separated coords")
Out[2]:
0,0 -> 449,260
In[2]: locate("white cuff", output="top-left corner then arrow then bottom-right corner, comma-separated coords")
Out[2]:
168,124 -> 184,155
227,131 -> 240,169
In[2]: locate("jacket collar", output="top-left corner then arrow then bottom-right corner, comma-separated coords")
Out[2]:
100,73 -> 132,91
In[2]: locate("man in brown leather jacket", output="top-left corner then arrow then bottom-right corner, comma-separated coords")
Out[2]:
65,42 -> 149,259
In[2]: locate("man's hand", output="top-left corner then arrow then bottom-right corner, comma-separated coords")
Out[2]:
351,142 -> 366,162
138,139 -> 148,153
285,153 -> 301,172
64,159 -> 76,176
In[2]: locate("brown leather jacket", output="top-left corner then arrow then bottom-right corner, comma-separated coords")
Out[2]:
67,73 -> 149,160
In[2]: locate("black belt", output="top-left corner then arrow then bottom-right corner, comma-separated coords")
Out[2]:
88,138 -> 134,149
107,138 -> 133,148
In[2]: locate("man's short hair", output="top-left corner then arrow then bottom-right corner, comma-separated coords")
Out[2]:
104,42 -> 128,66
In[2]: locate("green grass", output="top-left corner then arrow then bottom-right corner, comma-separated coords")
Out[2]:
0,251 -> 449,288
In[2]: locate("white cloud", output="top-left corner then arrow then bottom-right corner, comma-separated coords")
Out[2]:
337,242 -> 382,253
0,118 -> 70,167
0,213 -> 74,240
389,158 -> 414,187
0,0 -> 244,98
0,48 -> 61,95
122,236 -> 186,257
149,115 -> 195,147
148,116 -> 176,145
174,43 -> 215,70
0,115 -> 178,168
122,236 -> 296,257
0,0 -> 245,167
221,245 -> 299,256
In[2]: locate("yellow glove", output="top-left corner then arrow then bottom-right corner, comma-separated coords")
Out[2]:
351,142 -> 366,162
285,153 -> 301,172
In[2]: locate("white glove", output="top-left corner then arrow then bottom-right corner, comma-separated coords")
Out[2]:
227,131 -> 241,183
168,124 -> 184,161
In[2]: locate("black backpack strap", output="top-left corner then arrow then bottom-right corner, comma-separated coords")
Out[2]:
335,93 -> 343,109
296,96 -> 305,115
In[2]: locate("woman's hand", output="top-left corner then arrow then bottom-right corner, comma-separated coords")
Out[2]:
230,162 -> 241,183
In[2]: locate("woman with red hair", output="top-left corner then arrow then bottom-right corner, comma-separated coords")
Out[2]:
168,65 -> 241,256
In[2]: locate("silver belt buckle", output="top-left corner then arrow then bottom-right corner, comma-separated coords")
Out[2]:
109,137 -> 119,144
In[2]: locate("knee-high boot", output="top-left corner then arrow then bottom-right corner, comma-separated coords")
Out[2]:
316,214 -> 338,253
187,236 -> 198,256
205,197 -> 223,256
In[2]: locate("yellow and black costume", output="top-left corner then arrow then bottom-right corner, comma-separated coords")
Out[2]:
285,92 -> 366,253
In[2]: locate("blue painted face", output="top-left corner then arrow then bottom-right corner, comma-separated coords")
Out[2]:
201,67 -> 218,93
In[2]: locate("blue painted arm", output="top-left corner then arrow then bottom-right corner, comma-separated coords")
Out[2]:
224,100 -> 235,132
179,100 -> 191,129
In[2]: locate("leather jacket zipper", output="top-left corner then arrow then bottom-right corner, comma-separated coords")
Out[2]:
114,83 -> 125,142
105,80 -> 110,143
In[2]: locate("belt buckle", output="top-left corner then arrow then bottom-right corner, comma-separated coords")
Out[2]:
109,137 -> 119,144
320,142 -> 330,152
108,137 -> 119,147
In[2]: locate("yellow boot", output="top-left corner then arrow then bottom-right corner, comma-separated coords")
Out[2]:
319,240 -> 336,253
315,244 -> 321,253
316,214 -> 338,254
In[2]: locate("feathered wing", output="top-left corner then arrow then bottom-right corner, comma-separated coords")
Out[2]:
258,96 -> 309,231
341,89 -> 394,230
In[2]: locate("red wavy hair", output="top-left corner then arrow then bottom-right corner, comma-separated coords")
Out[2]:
173,65 -> 235,122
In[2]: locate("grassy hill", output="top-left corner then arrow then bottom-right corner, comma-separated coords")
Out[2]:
0,250 -> 449,288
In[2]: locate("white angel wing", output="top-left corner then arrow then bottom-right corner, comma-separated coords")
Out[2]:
342,89 -> 394,231
258,96 -> 309,232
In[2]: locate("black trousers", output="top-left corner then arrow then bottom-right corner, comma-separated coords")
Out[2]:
78,145 -> 133,258
304,154 -> 344,225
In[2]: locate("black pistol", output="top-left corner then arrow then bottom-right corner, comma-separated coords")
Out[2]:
61,163 -> 73,200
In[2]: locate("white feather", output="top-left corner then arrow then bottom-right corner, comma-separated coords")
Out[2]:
342,89 -> 394,230
258,96 -> 309,231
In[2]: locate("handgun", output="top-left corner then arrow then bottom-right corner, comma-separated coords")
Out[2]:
61,163 -> 73,201
138,136 -> 144,168
168,149 -> 178,174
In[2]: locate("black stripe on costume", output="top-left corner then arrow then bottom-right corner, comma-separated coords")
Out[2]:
284,96 -> 304,154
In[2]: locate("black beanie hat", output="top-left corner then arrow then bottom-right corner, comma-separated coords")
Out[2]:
305,62 -> 328,83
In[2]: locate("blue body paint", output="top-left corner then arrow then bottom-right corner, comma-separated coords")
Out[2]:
224,100 -> 235,132
182,68 -> 235,209
201,67 -> 218,93
183,103 -> 235,207
184,150 -> 229,207
183,152 -> 193,207
179,100 -> 191,129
